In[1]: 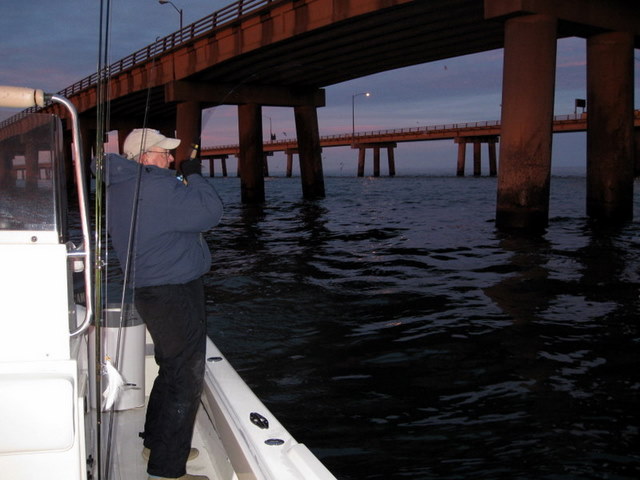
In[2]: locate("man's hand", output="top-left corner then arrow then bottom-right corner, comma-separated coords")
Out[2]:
180,157 -> 202,178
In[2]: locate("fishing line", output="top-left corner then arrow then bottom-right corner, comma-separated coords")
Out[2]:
199,72 -> 260,146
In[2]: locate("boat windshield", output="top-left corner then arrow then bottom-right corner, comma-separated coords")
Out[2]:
0,113 -> 66,244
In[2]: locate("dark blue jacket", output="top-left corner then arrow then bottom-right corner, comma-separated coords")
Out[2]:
105,153 -> 223,287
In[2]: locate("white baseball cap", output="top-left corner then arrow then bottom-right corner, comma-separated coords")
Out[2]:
123,128 -> 181,160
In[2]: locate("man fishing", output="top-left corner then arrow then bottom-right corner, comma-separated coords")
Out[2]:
105,128 -> 223,480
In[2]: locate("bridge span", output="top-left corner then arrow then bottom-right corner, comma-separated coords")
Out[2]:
202,111 -> 640,178
1,0 -> 638,231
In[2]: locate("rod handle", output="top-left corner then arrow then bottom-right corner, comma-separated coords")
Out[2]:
0,86 -> 46,108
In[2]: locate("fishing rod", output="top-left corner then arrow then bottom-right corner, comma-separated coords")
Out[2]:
92,0 -> 113,478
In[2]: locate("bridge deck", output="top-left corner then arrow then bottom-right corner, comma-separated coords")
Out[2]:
202,110 -> 640,157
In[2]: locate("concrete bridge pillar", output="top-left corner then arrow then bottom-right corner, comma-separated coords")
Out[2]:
62,129 -> 76,192
373,147 -> 381,177
263,152 -> 272,177
488,140 -> 498,177
387,145 -> 396,177
116,128 -> 127,155
456,138 -> 466,176
294,105 -> 325,199
205,155 -> 228,177
473,141 -> 482,177
24,141 -> 39,189
496,14 -> 557,232
0,146 -> 11,186
175,101 -> 202,168
285,149 -> 297,177
220,156 -> 228,177
355,142 -> 397,177
455,136 -> 498,177
238,103 -> 265,203
357,147 -> 366,177
586,31 -> 635,223
78,121 -> 95,187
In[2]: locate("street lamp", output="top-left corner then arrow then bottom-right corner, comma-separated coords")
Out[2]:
263,115 -> 275,141
159,0 -> 183,30
352,92 -> 371,140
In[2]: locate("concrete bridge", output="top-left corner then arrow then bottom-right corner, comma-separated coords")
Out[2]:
202,111 -> 640,178
2,0 -> 639,231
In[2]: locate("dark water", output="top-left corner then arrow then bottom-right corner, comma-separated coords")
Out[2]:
202,175 -> 640,480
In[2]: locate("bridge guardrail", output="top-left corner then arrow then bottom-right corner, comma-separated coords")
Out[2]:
59,0 -> 275,99
203,113 -> 598,151
0,0 -> 277,128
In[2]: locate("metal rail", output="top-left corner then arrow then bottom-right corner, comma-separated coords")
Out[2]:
0,0 -> 277,129
59,0 -> 276,98
205,112 -> 606,151
50,94 -> 94,337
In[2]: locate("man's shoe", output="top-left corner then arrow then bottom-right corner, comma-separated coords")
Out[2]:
147,475 -> 208,480
142,447 -> 200,462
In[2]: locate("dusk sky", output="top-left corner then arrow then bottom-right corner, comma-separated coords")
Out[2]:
1,0 -> 638,175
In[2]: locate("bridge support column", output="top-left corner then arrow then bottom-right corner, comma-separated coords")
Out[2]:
285,149 -> 297,177
456,136 -> 498,176
175,101 -> 202,168
263,152 -> 272,177
354,143 -> 397,177
586,31 -> 635,223
0,147 -> 11,186
238,103 -> 265,203
116,128 -> 128,155
78,121 -> 94,161
473,141 -> 482,176
79,120 -> 95,187
357,147 -> 366,177
294,105 -> 325,199
456,138 -> 466,176
387,146 -> 396,177
373,147 -> 381,177
496,14 -> 557,232
221,157 -> 228,177
25,141 -> 38,189
63,130 -> 75,191
206,156 -> 228,177
488,139 -> 498,177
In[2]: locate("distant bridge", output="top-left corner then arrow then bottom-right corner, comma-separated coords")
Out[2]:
201,110 -> 640,177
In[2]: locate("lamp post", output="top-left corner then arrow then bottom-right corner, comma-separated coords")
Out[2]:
263,115 -> 274,141
352,92 -> 371,141
159,0 -> 183,30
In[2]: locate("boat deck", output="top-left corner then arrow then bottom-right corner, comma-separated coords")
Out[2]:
93,336 -> 335,480
104,403 -> 225,480
98,339 -> 234,480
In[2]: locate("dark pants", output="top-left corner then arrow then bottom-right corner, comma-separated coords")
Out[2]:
134,277 -> 206,478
